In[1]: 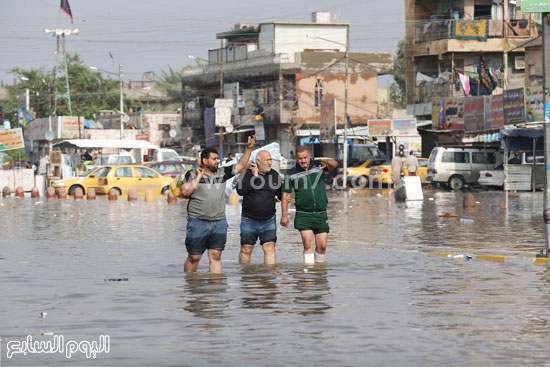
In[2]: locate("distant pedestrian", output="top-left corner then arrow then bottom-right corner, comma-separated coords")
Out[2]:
509,151 -> 521,164
391,153 -> 403,184
280,146 -> 338,265
180,135 -> 256,273
237,150 -> 282,265
225,153 -> 234,164
405,151 -> 419,176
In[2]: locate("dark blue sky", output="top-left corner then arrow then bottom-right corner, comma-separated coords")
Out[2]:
1,0 -> 405,84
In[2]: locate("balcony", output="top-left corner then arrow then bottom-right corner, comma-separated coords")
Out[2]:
415,19 -> 538,44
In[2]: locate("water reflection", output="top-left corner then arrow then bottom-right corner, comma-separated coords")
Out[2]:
239,265 -> 280,310
180,274 -> 229,321
291,264 -> 331,316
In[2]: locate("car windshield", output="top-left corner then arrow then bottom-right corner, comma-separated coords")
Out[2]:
81,168 -> 97,177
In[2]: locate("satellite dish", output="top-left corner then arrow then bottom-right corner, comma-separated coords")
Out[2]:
45,131 -> 54,142
169,129 -> 177,138
225,125 -> 233,133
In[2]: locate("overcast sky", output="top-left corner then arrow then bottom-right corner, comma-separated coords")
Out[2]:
0,0 -> 405,85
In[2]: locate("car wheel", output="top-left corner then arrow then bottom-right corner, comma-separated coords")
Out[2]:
113,188 -> 122,196
448,175 -> 465,190
68,185 -> 83,196
355,175 -> 369,189
161,186 -> 169,195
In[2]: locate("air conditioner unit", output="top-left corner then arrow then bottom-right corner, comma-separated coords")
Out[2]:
515,56 -> 525,70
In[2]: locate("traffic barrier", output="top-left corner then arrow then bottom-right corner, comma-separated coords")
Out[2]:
57,187 -> 67,199
46,187 -> 56,199
145,190 -> 154,203
2,186 -> 10,197
74,187 -> 84,200
87,188 -> 96,200
31,187 -> 40,198
15,186 -> 24,198
127,190 -> 137,202
108,189 -> 118,201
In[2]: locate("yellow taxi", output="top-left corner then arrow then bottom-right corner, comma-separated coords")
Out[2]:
91,165 -> 174,196
52,167 -> 104,195
369,158 -> 429,185
344,158 -> 386,188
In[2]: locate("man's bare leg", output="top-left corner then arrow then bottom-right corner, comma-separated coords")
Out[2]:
314,232 -> 328,262
239,244 -> 254,265
184,254 -> 203,273
208,249 -> 223,273
300,230 -> 315,264
261,241 -> 276,265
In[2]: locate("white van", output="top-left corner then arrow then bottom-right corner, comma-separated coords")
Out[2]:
152,148 -> 180,162
427,147 -> 502,190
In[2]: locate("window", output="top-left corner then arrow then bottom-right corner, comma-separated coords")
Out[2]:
314,79 -> 324,107
442,151 -> 470,163
419,159 -> 428,167
115,167 -> 132,177
165,164 -> 181,173
95,167 -> 111,177
152,164 -> 165,173
135,167 -> 158,178
472,152 -> 496,164
118,156 -> 133,164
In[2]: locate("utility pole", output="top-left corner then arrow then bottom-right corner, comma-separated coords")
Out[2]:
542,12 -> 550,257
219,40 -> 224,159
343,25 -> 350,188
119,64 -> 124,139
76,79 -> 81,139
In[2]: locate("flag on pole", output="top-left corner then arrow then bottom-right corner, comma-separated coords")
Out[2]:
60,0 -> 74,23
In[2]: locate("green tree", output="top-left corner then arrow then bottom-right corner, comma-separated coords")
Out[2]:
154,65 -> 197,106
390,38 -> 406,108
2,53 -> 138,124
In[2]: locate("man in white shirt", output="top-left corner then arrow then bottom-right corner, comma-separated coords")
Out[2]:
405,151 -> 419,176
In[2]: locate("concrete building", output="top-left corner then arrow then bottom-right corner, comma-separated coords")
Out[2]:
405,0 -> 541,120
182,17 -> 393,158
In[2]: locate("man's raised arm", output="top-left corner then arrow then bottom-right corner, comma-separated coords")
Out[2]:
235,135 -> 257,174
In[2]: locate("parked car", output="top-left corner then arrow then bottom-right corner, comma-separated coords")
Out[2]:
478,164 -> 505,188
52,166 -> 105,195
3,161 -> 33,170
478,153 -> 544,189
339,158 -> 386,188
369,158 -> 429,186
91,165 -> 173,196
152,148 -> 180,162
427,147 -> 502,190
145,160 -> 198,178
95,152 -> 135,166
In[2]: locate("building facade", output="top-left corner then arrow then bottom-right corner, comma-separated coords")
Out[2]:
182,19 -> 393,158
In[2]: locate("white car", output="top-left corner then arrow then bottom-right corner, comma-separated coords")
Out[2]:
478,164 -> 504,188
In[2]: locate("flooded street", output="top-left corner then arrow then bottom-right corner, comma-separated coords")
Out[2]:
1,189 -> 550,366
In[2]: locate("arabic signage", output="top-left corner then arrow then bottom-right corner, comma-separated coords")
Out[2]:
484,94 -> 504,130
522,0 -> 550,12
0,128 -> 25,151
392,119 -> 417,135
503,88 -> 525,125
525,86 -> 544,122
444,96 -> 465,130
214,99 -> 233,128
464,96 -> 485,131
368,120 -> 392,136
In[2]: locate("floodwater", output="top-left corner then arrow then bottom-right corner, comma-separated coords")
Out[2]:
1,188 -> 549,366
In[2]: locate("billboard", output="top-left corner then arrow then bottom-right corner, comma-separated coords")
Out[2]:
368,120 -> 392,136
392,119 -> 417,135
464,96 -> 485,131
320,99 -> 336,142
503,88 -> 525,125
525,86 -> 544,122
0,128 -> 25,151
522,0 -> 550,12
444,96 -> 465,130
484,94 -> 504,130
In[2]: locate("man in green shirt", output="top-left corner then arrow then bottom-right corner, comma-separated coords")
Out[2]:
280,146 -> 338,265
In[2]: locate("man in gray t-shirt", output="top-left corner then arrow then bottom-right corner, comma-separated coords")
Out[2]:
180,135 -> 256,273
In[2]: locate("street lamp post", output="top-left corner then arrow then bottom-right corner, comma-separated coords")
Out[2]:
90,65 -> 124,139
307,30 -> 350,188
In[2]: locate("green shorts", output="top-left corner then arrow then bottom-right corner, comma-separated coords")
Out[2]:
294,211 -> 330,234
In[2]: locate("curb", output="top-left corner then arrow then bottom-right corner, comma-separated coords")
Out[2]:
426,251 -> 550,266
